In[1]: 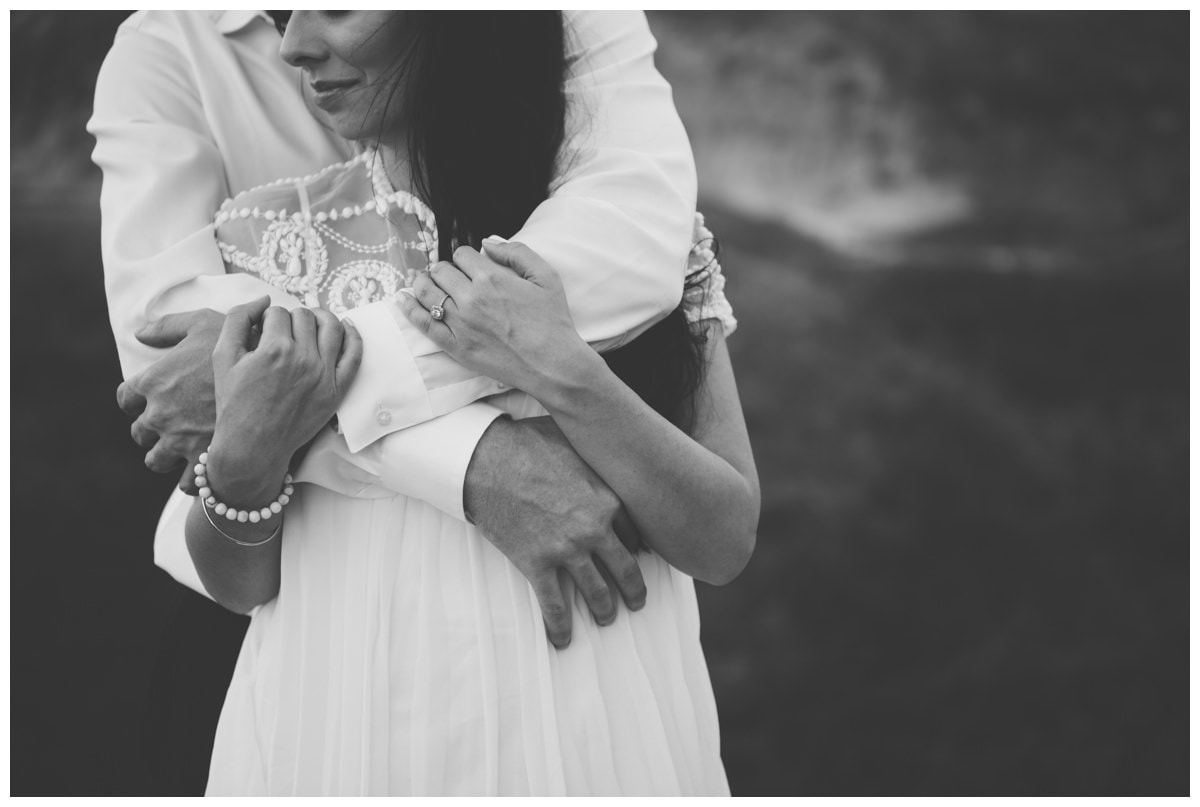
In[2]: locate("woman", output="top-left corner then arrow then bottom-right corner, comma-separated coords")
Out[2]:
191,11 -> 759,795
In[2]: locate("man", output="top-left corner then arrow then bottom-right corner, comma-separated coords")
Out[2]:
91,10 -> 696,791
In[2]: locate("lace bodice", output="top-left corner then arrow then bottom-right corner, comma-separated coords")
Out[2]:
214,151 -> 735,331
215,149 -> 436,316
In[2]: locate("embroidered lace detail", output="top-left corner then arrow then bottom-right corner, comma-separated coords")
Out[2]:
214,147 -> 437,313
326,260 -> 408,317
215,155 -> 735,332
682,212 -> 737,334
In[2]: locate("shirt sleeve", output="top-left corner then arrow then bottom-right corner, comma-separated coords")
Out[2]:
88,23 -> 501,518
391,11 -> 699,410
517,10 -> 699,348
93,13 -> 696,510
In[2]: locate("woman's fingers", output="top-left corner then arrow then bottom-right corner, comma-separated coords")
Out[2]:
214,296 -> 271,366
397,290 -> 452,348
333,319 -> 363,393
410,270 -> 454,316
451,245 -> 499,281
566,558 -> 617,627
290,306 -> 318,351
480,239 -> 557,287
531,569 -> 573,650
313,309 -> 345,360
261,305 -> 293,342
429,259 -> 472,298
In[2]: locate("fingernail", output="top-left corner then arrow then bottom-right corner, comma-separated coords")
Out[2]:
399,287 -> 416,298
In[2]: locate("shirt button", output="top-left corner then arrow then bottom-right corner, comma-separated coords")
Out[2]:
377,410 -> 392,426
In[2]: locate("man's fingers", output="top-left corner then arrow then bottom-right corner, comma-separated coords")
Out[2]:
144,439 -> 182,474
612,505 -> 646,554
594,537 -> 647,612
116,380 -> 147,416
130,418 -> 159,449
135,311 -> 202,348
178,465 -> 199,495
333,319 -> 363,393
532,570 -> 573,649
214,296 -> 271,364
566,558 -> 617,627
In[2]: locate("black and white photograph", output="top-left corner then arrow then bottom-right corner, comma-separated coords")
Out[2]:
9,8 -> 1189,796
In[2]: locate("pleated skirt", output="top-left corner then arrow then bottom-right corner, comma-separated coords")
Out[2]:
205,431 -> 729,795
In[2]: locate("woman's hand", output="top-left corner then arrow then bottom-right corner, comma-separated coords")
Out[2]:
207,296 -> 362,507
398,241 -> 597,399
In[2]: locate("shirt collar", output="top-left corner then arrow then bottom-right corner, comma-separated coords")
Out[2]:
212,10 -> 273,35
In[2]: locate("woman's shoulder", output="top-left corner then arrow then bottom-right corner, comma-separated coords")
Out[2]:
215,148 -> 435,231
215,151 -> 373,226
213,148 -> 439,311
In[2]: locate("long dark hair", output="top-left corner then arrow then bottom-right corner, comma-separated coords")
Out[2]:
271,11 -> 707,429
386,12 -> 569,258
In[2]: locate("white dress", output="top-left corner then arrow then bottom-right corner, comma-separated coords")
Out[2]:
203,152 -> 738,796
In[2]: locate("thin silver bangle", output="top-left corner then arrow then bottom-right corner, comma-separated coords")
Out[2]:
202,496 -> 282,547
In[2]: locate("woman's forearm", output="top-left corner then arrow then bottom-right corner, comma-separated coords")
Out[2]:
185,499 -> 283,614
533,334 -> 759,585
184,443 -> 291,614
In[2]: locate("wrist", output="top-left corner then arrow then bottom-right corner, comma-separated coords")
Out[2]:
198,495 -> 282,544
206,437 -> 290,510
463,416 -> 519,526
531,343 -> 610,416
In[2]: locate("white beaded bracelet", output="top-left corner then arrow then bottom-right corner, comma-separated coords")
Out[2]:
195,447 -> 295,525
201,495 -> 282,547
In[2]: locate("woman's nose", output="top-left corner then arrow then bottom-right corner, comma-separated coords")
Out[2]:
279,11 -> 328,68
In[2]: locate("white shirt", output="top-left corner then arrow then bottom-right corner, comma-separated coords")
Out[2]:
89,11 -> 697,529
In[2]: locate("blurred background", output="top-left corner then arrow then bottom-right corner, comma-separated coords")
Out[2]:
10,10 -> 1188,796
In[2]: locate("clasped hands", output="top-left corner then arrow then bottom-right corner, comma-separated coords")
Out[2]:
116,247 -> 646,648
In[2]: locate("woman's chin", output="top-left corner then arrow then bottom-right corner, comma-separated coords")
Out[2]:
300,90 -> 368,142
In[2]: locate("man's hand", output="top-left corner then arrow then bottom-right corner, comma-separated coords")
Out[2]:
116,309 -> 225,493
464,415 -> 648,649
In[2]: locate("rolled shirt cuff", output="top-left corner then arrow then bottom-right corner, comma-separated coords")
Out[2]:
373,402 -> 504,521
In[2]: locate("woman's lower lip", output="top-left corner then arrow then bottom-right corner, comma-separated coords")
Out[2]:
310,83 -> 357,110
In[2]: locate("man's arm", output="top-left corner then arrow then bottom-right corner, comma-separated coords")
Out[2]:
90,18 -> 505,504
99,12 -> 693,640
98,11 -> 696,508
